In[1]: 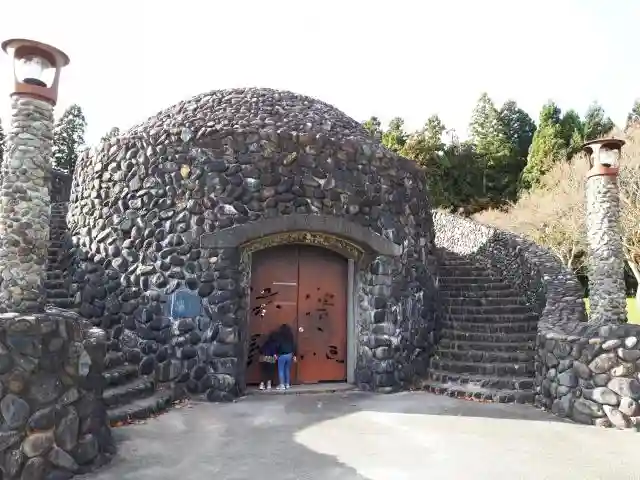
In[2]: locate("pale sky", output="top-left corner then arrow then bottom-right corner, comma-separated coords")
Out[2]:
1,0 -> 638,146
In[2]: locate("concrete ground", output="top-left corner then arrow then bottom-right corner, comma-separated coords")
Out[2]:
80,391 -> 640,480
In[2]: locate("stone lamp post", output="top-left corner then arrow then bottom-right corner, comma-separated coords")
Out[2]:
0,39 -> 70,313
582,138 -> 627,325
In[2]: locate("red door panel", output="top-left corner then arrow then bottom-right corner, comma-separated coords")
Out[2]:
246,246 -> 299,385
296,246 -> 348,383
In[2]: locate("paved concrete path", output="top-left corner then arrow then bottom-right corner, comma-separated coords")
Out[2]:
80,391 -> 640,480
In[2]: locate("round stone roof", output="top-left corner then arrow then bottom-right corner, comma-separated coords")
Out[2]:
126,87 -> 373,144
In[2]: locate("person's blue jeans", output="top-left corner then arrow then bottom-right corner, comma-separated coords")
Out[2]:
277,353 -> 293,386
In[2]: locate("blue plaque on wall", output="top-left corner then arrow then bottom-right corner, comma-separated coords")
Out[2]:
168,289 -> 202,318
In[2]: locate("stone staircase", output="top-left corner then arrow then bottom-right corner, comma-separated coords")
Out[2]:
422,250 -> 538,403
45,203 -> 75,309
46,203 -> 174,426
101,348 -> 174,426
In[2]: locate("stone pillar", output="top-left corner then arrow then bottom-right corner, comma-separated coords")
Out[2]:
585,171 -> 627,324
0,96 -> 53,313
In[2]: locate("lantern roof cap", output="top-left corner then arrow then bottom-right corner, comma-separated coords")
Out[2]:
581,137 -> 626,151
1,38 -> 69,67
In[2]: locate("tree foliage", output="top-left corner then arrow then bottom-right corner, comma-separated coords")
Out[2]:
521,102 -> 567,190
100,127 -> 120,143
53,104 -> 87,173
363,116 -> 382,138
626,100 -> 640,131
476,157 -> 588,274
0,119 -> 4,161
360,96 -> 621,216
469,93 -> 510,157
618,127 -> 640,305
381,117 -> 408,153
582,102 -> 615,142
498,100 -> 537,163
477,122 -> 640,302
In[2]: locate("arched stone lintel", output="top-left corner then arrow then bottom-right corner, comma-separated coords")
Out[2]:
200,214 -> 402,257
241,230 -> 364,261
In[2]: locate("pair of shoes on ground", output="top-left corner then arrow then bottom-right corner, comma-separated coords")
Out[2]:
276,384 -> 291,391
258,381 -> 272,391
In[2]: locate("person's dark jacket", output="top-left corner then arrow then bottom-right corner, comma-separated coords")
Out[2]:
260,332 -> 278,357
274,324 -> 296,356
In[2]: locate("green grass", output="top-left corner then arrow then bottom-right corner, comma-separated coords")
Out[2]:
584,298 -> 640,324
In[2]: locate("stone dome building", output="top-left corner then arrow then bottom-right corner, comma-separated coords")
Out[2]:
67,88 -> 438,408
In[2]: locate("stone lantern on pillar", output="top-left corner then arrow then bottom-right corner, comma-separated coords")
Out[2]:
582,138 -> 627,325
0,39 -> 70,313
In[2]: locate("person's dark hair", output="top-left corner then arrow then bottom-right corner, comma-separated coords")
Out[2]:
278,323 -> 293,341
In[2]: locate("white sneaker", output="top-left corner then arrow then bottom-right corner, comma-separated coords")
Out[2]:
277,384 -> 286,391
285,384 -> 291,389
259,382 -> 265,390
266,381 -> 272,390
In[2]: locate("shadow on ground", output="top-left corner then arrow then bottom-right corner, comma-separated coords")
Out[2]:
78,390 -> 639,480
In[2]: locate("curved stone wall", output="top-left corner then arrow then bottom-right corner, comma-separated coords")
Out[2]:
434,211 -> 640,430
67,88 -> 438,400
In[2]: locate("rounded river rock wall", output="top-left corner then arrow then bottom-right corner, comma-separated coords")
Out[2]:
67,88 -> 438,400
0,308 -> 114,478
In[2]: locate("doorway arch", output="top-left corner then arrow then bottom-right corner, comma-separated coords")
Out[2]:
200,215 -> 408,394
246,244 -> 348,386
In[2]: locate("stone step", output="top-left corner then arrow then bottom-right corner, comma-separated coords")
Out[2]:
442,297 -> 529,307
435,348 -> 535,364
439,289 -> 523,299
429,358 -> 535,376
427,369 -> 535,391
104,351 -> 127,370
45,298 -> 74,309
438,276 -> 504,285
439,328 -> 536,343
107,389 -> 174,426
438,338 -> 536,353
445,305 -> 533,315
438,255 -> 473,264
438,266 -> 492,276
439,283 -> 514,293
446,312 -> 538,322
103,377 -> 155,408
46,289 -> 71,299
44,279 -> 65,290
441,319 -> 538,334
103,364 -> 139,387
46,271 -> 64,280
422,380 -> 536,404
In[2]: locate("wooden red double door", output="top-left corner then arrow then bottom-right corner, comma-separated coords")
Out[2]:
246,245 -> 348,385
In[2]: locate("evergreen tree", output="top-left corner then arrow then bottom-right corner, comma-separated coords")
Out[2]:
53,104 -> 87,173
402,115 -> 450,206
493,100 -> 537,200
401,115 -> 446,164
0,119 -> 5,161
362,116 -> 382,138
521,101 -> 566,190
498,100 -> 537,162
559,109 -> 584,159
420,115 -> 447,156
582,102 -> 614,141
100,127 -> 120,143
469,93 -> 510,157
626,99 -> 640,130
469,94 -> 532,204
382,117 -> 408,153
